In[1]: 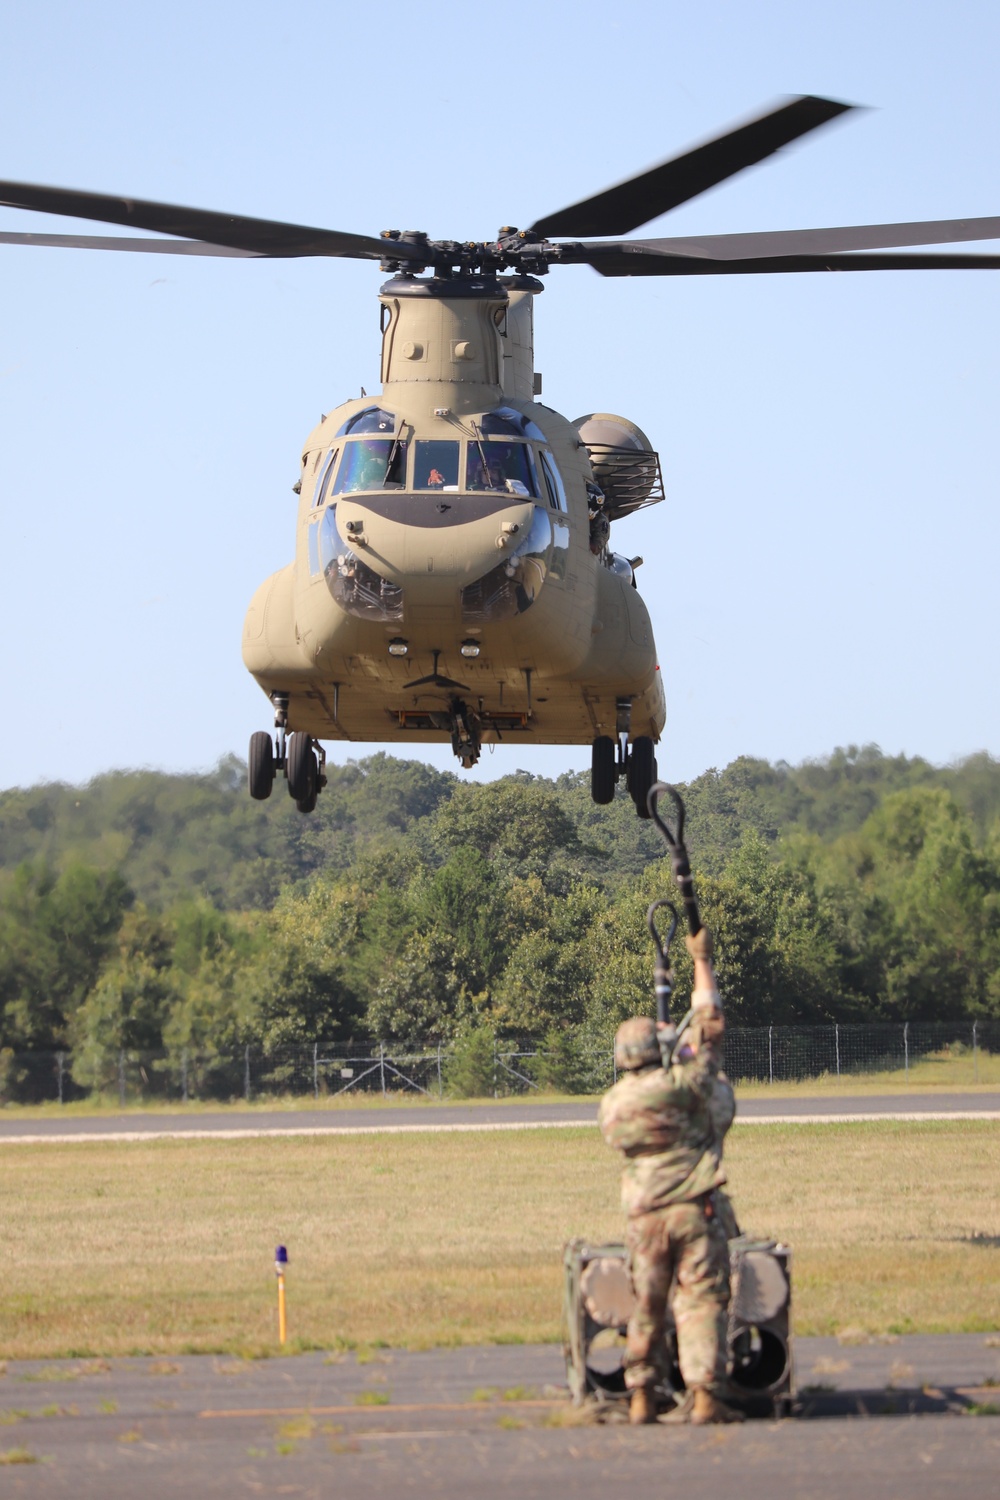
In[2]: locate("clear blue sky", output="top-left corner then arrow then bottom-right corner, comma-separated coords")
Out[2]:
1,0 -> 998,790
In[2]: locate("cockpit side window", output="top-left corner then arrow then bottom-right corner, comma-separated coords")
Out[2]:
312,447 -> 339,508
414,440 -> 460,491
334,406 -> 396,437
332,438 -> 407,493
539,450 -> 568,512
466,440 -> 538,497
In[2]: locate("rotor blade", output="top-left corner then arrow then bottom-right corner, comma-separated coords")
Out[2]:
575,248 -> 1000,276
567,215 -> 1000,263
529,95 -> 854,238
0,179 -> 424,261
0,230 -> 260,256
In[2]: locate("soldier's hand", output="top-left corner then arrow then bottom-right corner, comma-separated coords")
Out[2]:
685,927 -> 713,964
698,1010 -> 725,1045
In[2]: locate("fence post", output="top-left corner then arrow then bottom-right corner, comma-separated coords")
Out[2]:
181,1049 -> 188,1105
768,1026 -> 774,1086
313,1042 -> 319,1100
973,1020 -> 979,1083
379,1043 -> 386,1100
493,1036 -> 498,1099
835,1023 -> 840,1079
244,1044 -> 251,1103
437,1043 -> 443,1098
57,1051 -> 64,1105
903,1022 -> 909,1082
118,1050 -> 126,1107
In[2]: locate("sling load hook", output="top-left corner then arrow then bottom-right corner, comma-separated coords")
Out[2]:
647,781 -> 702,939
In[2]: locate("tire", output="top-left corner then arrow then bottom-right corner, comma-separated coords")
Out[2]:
286,732 -> 316,802
295,777 -> 318,815
248,732 -> 275,801
293,744 -> 318,814
591,735 -> 616,805
628,736 -> 656,819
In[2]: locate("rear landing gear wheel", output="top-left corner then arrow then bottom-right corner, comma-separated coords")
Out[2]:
591,735 -> 616,805
628,736 -> 656,820
248,732 -> 275,801
286,732 -> 317,804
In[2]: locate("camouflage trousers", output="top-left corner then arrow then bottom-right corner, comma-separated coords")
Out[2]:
624,1196 -> 730,1393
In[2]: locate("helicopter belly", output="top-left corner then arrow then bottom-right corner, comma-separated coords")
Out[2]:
246,541 -> 663,750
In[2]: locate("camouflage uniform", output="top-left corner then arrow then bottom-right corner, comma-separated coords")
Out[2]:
683,1014 -> 741,1238
598,1033 -> 730,1395
708,1069 -> 741,1240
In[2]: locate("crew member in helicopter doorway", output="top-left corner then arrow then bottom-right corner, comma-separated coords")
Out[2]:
598,929 -> 744,1426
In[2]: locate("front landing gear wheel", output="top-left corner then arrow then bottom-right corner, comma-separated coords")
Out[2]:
286,732 -> 317,804
628,736 -> 656,819
248,732 -> 275,801
295,767 -> 318,815
591,735 -> 616,804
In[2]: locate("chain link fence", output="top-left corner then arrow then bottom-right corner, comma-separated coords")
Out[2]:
1,1021 -> 998,1106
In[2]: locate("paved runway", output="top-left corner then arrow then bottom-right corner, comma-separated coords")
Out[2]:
0,1093 -> 997,1143
1,1336 -> 997,1498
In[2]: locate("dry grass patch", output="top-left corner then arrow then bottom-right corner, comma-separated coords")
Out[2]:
0,1122 -> 997,1357
725,1121 -> 1000,1335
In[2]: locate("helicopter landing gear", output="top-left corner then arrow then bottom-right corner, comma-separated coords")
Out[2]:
449,698 -> 481,770
590,701 -> 657,818
248,731 -> 276,800
286,731 -> 326,813
591,736 -> 616,804
248,691 -> 327,813
627,735 -> 657,820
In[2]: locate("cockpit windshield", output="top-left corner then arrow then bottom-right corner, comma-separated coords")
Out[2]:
466,441 -> 538,497
413,440 -> 460,490
333,439 -> 406,493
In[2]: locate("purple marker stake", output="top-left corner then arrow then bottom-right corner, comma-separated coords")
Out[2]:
275,1245 -> 288,1344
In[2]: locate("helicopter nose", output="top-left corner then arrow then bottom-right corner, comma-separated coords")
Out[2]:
328,494 -> 540,592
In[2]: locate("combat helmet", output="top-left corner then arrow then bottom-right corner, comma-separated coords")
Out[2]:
614,1016 -> 661,1071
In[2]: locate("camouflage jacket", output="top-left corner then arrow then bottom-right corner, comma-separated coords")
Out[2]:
598,1041 -> 726,1217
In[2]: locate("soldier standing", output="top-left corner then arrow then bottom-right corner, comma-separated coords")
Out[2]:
598,928 -> 743,1425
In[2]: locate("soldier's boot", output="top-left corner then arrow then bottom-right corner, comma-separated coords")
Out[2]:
661,1392 -> 694,1424
690,1388 -> 745,1425
629,1387 -> 657,1425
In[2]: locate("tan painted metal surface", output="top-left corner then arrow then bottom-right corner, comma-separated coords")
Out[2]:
242,275 -> 665,757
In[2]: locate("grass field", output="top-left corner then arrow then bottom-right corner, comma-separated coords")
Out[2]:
0,1120 -> 998,1359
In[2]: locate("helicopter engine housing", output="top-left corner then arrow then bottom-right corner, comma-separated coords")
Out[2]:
575,413 -> 664,523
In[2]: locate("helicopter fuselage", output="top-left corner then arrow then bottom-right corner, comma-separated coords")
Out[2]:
242,273 -> 665,765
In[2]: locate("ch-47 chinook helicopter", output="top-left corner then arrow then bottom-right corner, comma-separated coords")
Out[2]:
4,95 -> 1000,817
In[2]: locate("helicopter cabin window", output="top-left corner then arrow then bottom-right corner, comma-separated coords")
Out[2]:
480,406 -> 547,441
466,441 -> 538,498
413,440 -> 460,491
334,406 -> 396,437
539,450 -> 568,512
307,518 -> 322,576
332,438 -> 407,493
312,447 -> 339,508
318,504 -> 404,621
461,506 -> 553,623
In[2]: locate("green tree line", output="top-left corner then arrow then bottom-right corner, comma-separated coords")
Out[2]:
2,746 -> 1000,1092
